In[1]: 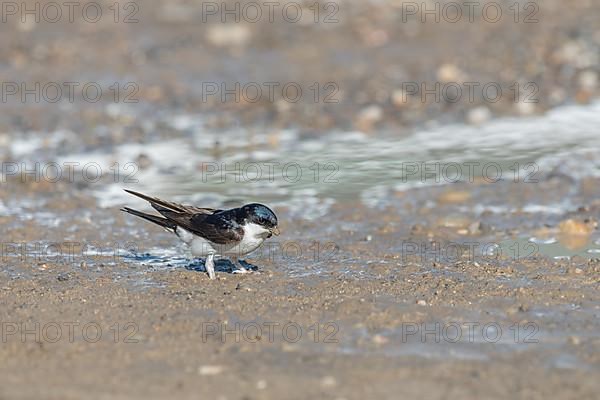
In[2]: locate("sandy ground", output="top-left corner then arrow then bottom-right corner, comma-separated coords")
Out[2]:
1,0 -> 600,398
1,0 -> 599,135
1,176 -> 600,399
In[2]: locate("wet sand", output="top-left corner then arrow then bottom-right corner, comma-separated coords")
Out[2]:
1,176 -> 600,399
2,0 -> 600,398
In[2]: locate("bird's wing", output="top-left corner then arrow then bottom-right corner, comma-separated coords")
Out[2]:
166,210 -> 244,244
124,190 -> 241,244
189,212 -> 244,244
124,189 -> 219,214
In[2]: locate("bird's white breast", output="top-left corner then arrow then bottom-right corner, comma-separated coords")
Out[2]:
224,223 -> 270,256
182,223 -> 270,257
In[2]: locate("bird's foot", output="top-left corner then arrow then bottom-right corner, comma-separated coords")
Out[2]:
231,257 -> 259,275
205,254 -> 216,280
232,267 -> 252,274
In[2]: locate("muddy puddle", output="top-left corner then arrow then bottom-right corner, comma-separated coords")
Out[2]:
2,105 -> 600,374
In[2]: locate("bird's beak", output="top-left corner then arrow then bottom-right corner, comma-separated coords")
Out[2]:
271,226 -> 280,236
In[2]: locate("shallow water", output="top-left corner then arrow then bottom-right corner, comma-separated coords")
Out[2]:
18,115 -> 598,280
7,101 -> 600,211
3,102 -> 600,370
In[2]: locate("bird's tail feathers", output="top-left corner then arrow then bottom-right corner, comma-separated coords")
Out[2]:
123,189 -> 187,214
121,207 -> 177,231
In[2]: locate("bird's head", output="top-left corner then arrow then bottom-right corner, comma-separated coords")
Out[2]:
239,203 -> 280,238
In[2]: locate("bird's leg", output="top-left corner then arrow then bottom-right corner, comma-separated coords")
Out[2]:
231,256 -> 251,274
204,254 -> 216,279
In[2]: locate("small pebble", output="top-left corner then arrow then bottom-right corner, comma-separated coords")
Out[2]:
206,25 -> 251,47
559,219 -> 594,236
568,336 -> 581,346
436,63 -> 465,82
437,191 -> 471,204
438,215 -> 470,229
578,70 -> 597,90
321,376 -> 337,388
372,334 -> 389,345
256,380 -> 267,390
198,365 -> 224,376
356,105 -> 383,132
467,106 -> 492,126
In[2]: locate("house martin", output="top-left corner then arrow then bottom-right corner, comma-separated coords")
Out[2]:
121,190 -> 280,279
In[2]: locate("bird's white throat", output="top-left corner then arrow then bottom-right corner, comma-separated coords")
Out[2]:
243,222 -> 272,240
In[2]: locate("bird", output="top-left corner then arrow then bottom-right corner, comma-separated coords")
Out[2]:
121,189 -> 279,279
